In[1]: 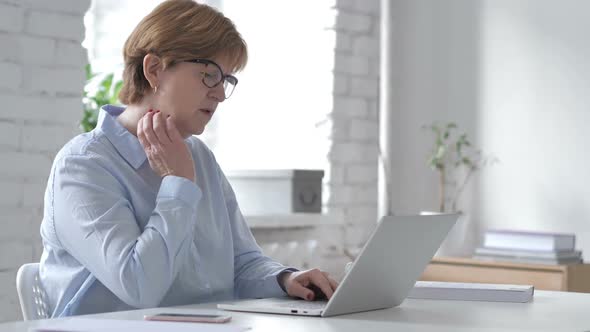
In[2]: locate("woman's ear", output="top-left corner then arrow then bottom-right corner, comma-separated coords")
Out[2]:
143,53 -> 163,91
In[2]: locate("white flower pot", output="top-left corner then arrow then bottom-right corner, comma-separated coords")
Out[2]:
421,212 -> 476,258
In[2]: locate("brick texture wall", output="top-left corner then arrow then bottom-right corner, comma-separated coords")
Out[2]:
0,0 -> 89,322
326,0 -> 380,253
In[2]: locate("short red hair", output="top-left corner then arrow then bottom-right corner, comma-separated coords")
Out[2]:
118,0 -> 248,105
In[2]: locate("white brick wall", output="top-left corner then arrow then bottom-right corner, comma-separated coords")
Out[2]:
0,0 -> 90,322
28,67 -> 85,95
333,97 -> 368,117
0,4 -> 25,32
0,122 -> 20,149
327,0 -> 380,252
0,62 -> 22,90
3,95 -> 84,124
26,11 -> 86,42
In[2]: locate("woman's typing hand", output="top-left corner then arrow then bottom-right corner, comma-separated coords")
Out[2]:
280,268 -> 339,301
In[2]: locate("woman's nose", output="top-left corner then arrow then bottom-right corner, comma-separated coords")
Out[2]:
209,84 -> 226,102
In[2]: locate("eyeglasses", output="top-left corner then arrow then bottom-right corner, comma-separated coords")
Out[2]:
184,59 -> 238,99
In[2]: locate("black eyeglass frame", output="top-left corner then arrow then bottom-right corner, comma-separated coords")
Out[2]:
184,59 -> 238,98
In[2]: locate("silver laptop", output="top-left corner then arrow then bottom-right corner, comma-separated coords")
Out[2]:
217,213 -> 459,317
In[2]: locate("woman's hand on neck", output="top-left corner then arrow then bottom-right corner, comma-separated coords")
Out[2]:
117,103 -> 153,137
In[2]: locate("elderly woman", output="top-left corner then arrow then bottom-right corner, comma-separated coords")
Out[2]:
39,0 -> 337,317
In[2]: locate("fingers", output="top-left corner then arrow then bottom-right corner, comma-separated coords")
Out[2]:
166,114 -> 184,143
135,109 -> 195,181
286,269 -> 338,301
142,111 -> 159,147
322,271 -> 339,290
289,281 -> 315,301
327,276 -> 339,291
152,111 -> 172,145
308,269 -> 335,300
137,112 -> 149,149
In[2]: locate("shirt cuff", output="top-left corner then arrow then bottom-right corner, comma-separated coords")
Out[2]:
158,175 -> 202,207
276,268 -> 299,293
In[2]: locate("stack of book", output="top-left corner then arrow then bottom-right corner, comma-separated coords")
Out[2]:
473,230 -> 583,265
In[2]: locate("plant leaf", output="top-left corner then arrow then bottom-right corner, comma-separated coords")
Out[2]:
81,66 -> 123,132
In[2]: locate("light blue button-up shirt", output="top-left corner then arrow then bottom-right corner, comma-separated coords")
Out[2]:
39,105 -> 292,317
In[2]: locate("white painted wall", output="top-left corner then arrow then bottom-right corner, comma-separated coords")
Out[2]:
385,0 -> 481,256
477,0 -> 590,255
387,0 -> 480,215
388,0 -> 590,257
0,0 -> 90,322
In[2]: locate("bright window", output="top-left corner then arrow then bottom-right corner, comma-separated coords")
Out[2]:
85,0 -> 336,171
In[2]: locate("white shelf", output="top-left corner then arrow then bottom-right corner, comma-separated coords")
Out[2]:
245,213 -> 342,229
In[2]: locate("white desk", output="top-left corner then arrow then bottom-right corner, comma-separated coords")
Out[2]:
1,291 -> 588,331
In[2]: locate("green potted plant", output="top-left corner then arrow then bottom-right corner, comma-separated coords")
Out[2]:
423,122 -> 497,257
81,64 -> 124,132
424,122 -> 496,213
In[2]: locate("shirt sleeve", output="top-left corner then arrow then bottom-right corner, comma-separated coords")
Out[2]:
51,154 -> 202,308
218,168 -> 297,299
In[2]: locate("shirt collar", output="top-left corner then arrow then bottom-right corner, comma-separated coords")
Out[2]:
97,105 -> 147,169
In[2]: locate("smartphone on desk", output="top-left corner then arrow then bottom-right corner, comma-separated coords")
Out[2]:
144,312 -> 232,323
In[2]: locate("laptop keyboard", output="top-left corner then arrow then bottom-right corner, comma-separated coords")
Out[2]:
276,300 -> 327,310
